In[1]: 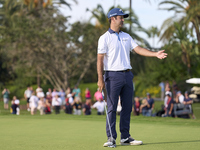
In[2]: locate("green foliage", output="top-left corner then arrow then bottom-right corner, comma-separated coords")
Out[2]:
134,78 -> 161,98
0,1 -> 199,97
5,84 -> 25,100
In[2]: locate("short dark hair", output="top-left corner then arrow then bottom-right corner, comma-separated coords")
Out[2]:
109,16 -> 117,24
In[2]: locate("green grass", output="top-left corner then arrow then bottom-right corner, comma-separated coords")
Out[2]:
0,101 -> 200,150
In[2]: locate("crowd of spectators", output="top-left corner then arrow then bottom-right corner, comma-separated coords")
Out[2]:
159,82 -> 195,119
1,82 -> 196,119
3,86 -> 106,116
132,81 -> 196,119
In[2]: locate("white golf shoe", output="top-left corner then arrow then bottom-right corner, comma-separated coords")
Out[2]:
120,136 -> 143,146
103,137 -> 116,148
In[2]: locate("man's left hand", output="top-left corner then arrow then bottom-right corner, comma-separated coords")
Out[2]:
156,50 -> 167,59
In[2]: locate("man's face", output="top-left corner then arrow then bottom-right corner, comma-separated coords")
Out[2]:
113,15 -> 124,27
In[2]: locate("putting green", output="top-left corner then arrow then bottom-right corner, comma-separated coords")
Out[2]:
0,114 -> 200,150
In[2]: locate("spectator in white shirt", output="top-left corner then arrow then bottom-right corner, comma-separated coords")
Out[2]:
37,97 -> 45,115
29,91 -> 39,115
52,94 -> 62,114
37,88 -> 45,99
24,86 -> 32,111
36,86 -> 42,94
92,99 -> 106,115
176,91 -> 184,103
51,88 -> 58,99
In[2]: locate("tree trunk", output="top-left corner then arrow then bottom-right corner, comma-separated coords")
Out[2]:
192,21 -> 200,45
129,0 -> 132,32
37,68 -> 40,86
181,44 -> 191,76
76,57 -> 96,86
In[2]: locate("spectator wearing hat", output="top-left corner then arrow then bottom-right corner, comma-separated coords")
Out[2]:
162,93 -> 174,117
141,93 -> 154,117
183,91 -> 196,119
94,88 -> 103,101
164,86 -> 172,108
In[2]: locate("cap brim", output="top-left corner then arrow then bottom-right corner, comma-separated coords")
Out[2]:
108,14 -> 129,19
123,14 -> 129,18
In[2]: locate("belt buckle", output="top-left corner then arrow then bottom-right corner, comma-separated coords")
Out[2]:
123,69 -> 130,72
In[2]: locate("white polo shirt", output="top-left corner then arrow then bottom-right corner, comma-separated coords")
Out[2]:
98,28 -> 138,71
179,94 -> 184,103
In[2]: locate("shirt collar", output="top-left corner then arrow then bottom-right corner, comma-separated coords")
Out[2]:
108,28 -> 122,34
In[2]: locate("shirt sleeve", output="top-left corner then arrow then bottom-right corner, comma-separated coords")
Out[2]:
130,35 -> 138,50
97,35 -> 107,54
92,102 -> 97,108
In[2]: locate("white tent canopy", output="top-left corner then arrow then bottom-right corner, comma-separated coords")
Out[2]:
186,78 -> 200,84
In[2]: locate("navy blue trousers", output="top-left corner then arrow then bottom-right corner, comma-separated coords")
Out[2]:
104,71 -> 134,139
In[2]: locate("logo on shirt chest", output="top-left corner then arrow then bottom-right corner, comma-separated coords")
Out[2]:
122,38 -> 128,42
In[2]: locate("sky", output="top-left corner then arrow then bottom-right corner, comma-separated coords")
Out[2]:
59,0 -> 175,47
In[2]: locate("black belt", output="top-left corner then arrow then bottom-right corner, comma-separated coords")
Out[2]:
106,69 -> 130,72
120,69 -> 130,72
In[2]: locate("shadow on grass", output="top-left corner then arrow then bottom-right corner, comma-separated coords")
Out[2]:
116,140 -> 200,147
143,140 -> 200,145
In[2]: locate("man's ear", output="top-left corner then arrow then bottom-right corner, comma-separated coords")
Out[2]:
111,16 -> 115,22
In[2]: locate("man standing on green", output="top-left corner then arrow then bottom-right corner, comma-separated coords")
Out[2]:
97,8 -> 167,147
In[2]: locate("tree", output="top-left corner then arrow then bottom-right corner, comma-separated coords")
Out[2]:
168,22 -> 199,76
86,4 -> 109,31
0,0 -> 104,90
148,26 -> 159,48
159,0 -> 200,45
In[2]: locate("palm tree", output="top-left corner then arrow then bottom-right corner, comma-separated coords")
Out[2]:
159,0 -> 200,45
87,4 -> 150,48
168,22 -> 195,76
148,26 -> 159,48
86,4 -> 109,31
24,0 -> 77,9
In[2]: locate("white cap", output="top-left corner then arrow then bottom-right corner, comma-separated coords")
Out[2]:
67,94 -> 72,98
165,91 -> 172,97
